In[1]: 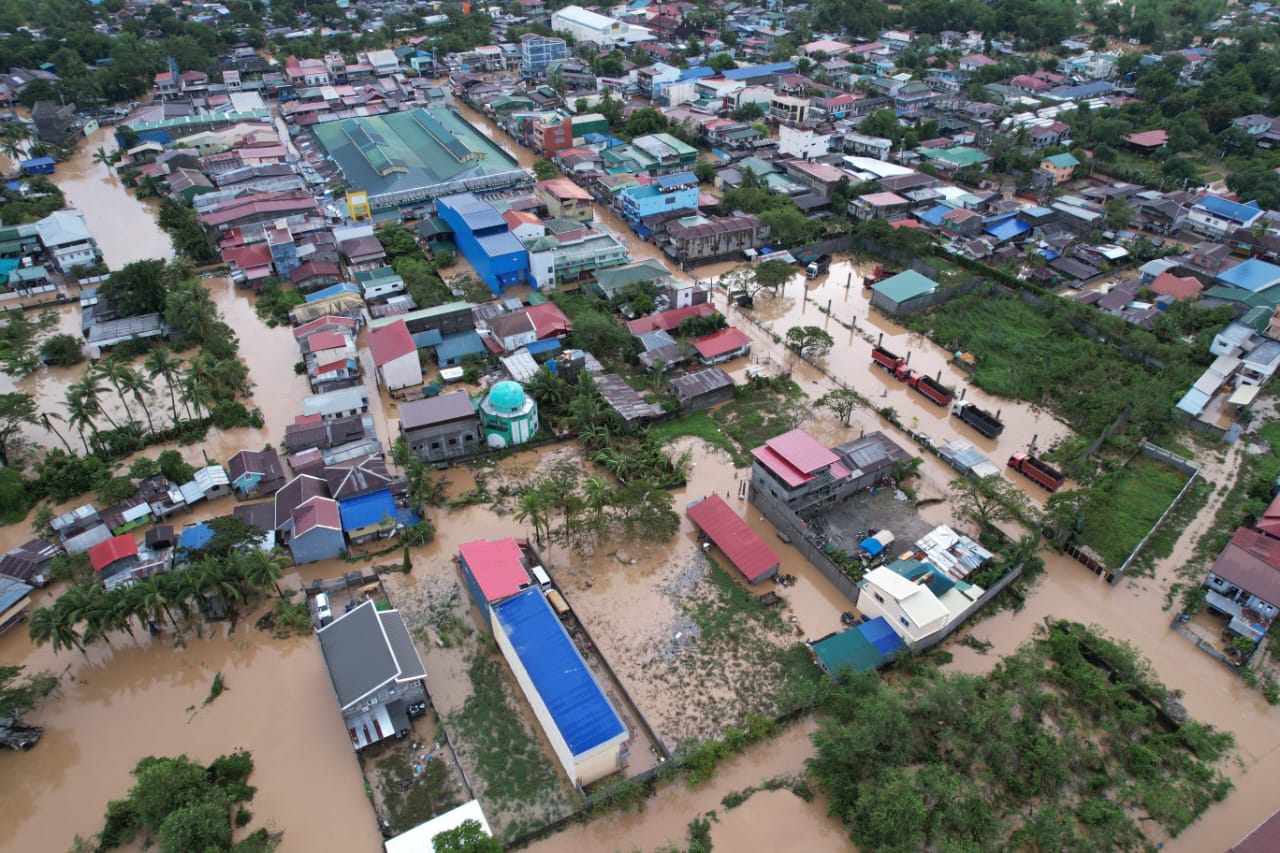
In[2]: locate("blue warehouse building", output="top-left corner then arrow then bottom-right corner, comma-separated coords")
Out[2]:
436,193 -> 530,294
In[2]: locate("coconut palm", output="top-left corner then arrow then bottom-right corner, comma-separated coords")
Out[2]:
28,606 -> 86,655
243,548 -> 290,599
117,365 -> 156,436
77,586 -> 115,649
180,370 -> 216,419
584,475 -> 610,524
515,491 -> 551,546
107,586 -> 141,643
71,374 -> 121,431
38,410 -> 74,453
135,577 -> 180,633
144,346 -> 184,426
62,385 -> 97,453
96,359 -> 136,426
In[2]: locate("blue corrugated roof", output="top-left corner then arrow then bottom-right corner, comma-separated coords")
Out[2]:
412,329 -> 443,348
721,61 -> 794,80
493,588 -> 626,756
0,577 -> 33,613
338,489 -> 397,532
1218,258 -> 1280,292
306,282 -> 361,302
859,616 -> 906,656
984,217 -> 1031,242
917,204 -> 952,227
1197,194 -> 1262,224
655,171 -> 697,188
179,522 -> 214,551
524,338 -> 561,355
438,192 -> 507,232
677,66 -> 716,81
435,330 -> 486,361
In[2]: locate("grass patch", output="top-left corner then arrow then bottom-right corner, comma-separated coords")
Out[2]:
375,742 -> 462,835
649,412 -> 745,466
710,381 -> 810,461
1078,455 -> 1189,569
443,650 -> 572,832
1126,476 -> 1212,577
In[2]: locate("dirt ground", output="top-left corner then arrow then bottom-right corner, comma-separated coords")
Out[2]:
805,488 -> 939,557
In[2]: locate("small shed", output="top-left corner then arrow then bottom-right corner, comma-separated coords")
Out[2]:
686,494 -> 780,583
812,617 -> 905,676
869,269 -> 937,315
670,367 -> 734,412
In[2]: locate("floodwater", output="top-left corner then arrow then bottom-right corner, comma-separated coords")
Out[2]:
55,126 -> 175,269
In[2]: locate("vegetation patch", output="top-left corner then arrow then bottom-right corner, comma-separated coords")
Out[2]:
373,739 -> 463,835
1075,455 -> 1190,570
648,413 -> 746,466
810,621 -> 1233,852
709,380 -> 812,461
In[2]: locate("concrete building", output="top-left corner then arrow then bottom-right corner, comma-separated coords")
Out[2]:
437,193 -> 530,294
535,179 -> 594,222
31,100 -> 81,145
317,599 -> 427,750
857,559 -> 983,646
550,5 -> 653,47
778,124 -> 831,159
617,172 -> 699,225
399,391 -> 482,463
661,214 -> 767,264
367,319 -> 423,393
479,381 -> 540,449
1186,195 -> 1264,240
526,227 -> 630,290
35,210 -> 100,273
521,34 -> 568,76
492,587 -> 629,785
458,537 -> 535,630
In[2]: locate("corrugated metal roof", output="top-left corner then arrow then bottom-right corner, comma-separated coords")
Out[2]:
686,494 -> 780,582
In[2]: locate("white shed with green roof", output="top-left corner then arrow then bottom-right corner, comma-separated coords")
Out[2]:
870,269 -> 938,314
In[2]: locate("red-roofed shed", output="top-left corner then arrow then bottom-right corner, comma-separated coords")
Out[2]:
89,534 -> 139,572
687,495 -> 780,583
626,303 -> 718,335
367,319 -> 415,367
458,537 -> 533,611
692,327 -> 752,363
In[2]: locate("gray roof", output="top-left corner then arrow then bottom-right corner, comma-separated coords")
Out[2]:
317,600 -> 426,712
670,366 -> 733,401
399,390 -> 477,430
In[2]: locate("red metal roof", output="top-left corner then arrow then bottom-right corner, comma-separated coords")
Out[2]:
293,315 -> 357,341
367,319 -> 415,366
1150,271 -> 1203,301
292,495 -> 341,537
1258,494 -> 1280,539
687,495 -> 780,582
1232,809 -> 1280,852
751,429 -> 842,488
1123,129 -> 1169,148
523,302 -> 572,339
89,534 -> 139,572
692,327 -> 751,360
458,538 -> 531,603
751,445 -> 812,488
308,330 -> 348,352
1210,528 -> 1280,606
625,303 -> 718,335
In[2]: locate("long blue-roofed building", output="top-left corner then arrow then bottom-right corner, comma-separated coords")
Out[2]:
491,587 -> 629,786
436,193 -> 530,294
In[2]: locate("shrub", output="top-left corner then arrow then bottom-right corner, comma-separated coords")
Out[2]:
39,333 -> 85,367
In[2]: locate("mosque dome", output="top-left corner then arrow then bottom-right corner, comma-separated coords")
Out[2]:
487,380 -> 527,414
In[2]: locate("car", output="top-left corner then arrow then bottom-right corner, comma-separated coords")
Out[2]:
314,593 -> 333,627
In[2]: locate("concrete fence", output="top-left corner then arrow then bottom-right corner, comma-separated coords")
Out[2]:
750,486 -> 864,604
1110,442 -> 1201,582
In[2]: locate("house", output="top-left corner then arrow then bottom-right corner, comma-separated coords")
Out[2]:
486,311 -> 539,353
1187,195 -> 1264,240
849,191 -> 912,222
31,100 -> 81,145
1202,527 -> 1280,643
273,474 -> 332,538
661,214 -> 768,264
317,599 -> 427,750
35,210 -> 100,274
535,179 -> 594,222
1038,152 -> 1079,185
670,367 -> 735,412
750,429 -> 857,511
228,448 -> 288,496
338,488 -> 401,545
302,386 -> 370,421
383,802 -> 494,853
399,391 -> 483,463
1217,258 -> 1280,294
284,414 -> 368,455
0,578 -> 33,636
1122,129 -> 1169,151
857,559 -> 983,645
869,269 -> 937,314
692,327 -> 751,364
458,537 -> 535,629
88,534 -> 139,584
367,320 -> 423,393
288,496 -> 346,563
616,173 -> 699,225
491,587 -> 630,785
0,540 -> 60,587
51,505 -> 112,554
1149,271 -> 1204,301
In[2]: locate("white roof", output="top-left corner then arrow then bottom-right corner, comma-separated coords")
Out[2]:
841,155 -> 914,178
899,586 -> 950,627
1229,384 -> 1262,406
384,800 -> 492,853
864,566 -> 920,600
36,209 -> 93,247
179,480 -> 207,505
194,464 -> 230,490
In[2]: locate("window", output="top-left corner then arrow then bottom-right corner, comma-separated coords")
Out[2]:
448,438 -> 457,445
464,434 -> 474,442
873,593 -> 884,604
899,617 -> 910,629
430,442 -> 441,450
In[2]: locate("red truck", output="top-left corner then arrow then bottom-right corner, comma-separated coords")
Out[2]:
1008,452 -> 1065,492
871,345 -> 910,379
863,266 -> 890,288
907,371 -> 955,406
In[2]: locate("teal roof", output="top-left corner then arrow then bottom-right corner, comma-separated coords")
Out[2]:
1242,305 -> 1273,331
487,380 -> 527,413
813,629 -> 884,674
872,269 -> 937,303
1042,153 -> 1079,169
1203,285 -> 1280,309
921,146 -> 991,167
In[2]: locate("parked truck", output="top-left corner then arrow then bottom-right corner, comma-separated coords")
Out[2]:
907,372 -> 955,406
805,254 -> 832,279
1007,452 -> 1066,492
863,266 -> 891,288
871,345 -> 909,379
951,399 -> 1005,438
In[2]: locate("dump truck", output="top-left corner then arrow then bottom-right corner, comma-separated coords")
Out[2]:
1007,452 -> 1065,492
951,399 -> 1005,438
907,372 -> 955,406
871,345 -> 909,378
863,266 -> 891,288
805,254 -> 832,279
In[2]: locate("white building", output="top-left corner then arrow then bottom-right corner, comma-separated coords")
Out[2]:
779,124 -> 832,159
35,210 -> 100,273
551,5 -> 653,47
367,319 -> 423,393
857,561 -> 982,646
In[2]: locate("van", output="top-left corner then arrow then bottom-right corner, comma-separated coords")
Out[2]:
314,593 -> 333,627
529,564 -> 552,591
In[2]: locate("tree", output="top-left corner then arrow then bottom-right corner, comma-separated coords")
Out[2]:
144,346 -> 184,427
515,491 -> 551,545
623,107 -> 668,138
0,664 -> 57,722
39,333 -> 84,367
100,259 -> 169,317
433,819 -> 503,853
243,548 -> 289,598
157,801 -> 231,853
0,392 -> 37,466
819,387 -> 859,426
27,605 -> 86,655
694,160 -> 717,184
532,158 -> 558,180
1103,197 -> 1133,230
949,475 -> 1035,532
785,325 -> 835,359
731,101 -> 764,122
99,475 -> 139,505
158,449 -> 195,485
707,52 -> 737,73
752,259 -> 795,296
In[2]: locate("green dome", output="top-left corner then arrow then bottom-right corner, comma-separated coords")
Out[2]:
488,380 -> 526,413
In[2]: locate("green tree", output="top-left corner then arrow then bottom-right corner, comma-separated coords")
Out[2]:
751,259 -> 795,297
39,333 -> 84,367
0,392 -> 38,466
707,52 -> 737,73
0,664 -> 57,722
949,474 -> 1036,532
433,818 -> 502,853
694,160 -> 717,184
100,259 -> 169,317
818,387 -> 860,426
785,325 -> 835,359
144,346 -> 184,427
532,158 -> 559,180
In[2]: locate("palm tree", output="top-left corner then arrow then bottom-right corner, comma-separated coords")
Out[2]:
584,475 -> 610,524
107,586 -> 140,643
181,371 -> 216,419
243,548 -> 289,598
135,577 -> 181,633
71,374 -> 121,431
28,606 -> 86,655
97,359 -> 136,426
78,586 -> 115,649
62,386 -> 96,453
117,366 -> 156,436
38,410 -> 74,453
515,492 -> 551,546
145,347 -> 184,427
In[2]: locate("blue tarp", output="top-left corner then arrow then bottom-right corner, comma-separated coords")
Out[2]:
396,507 -> 421,528
859,536 -> 885,556
859,617 -> 906,656
338,489 -> 397,532
179,522 -> 214,552
493,588 -> 626,756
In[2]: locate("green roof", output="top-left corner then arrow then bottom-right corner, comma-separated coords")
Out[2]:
813,629 -> 886,675
872,269 -> 937,303
1242,305 -> 1273,331
593,258 -> 671,293
1043,153 -> 1080,169
1203,285 -> 1280,309
921,146 -> 991,167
